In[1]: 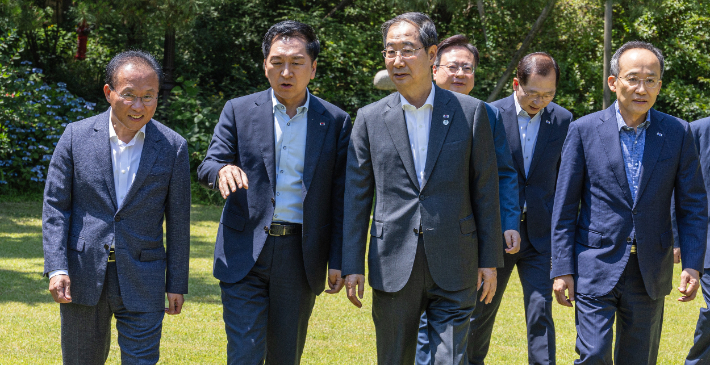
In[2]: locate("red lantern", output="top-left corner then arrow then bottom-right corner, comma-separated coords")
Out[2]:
74,20 -> 90,60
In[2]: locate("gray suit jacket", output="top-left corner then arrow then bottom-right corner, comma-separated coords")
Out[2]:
42,109 -> 191,312
342,86 -> 504,293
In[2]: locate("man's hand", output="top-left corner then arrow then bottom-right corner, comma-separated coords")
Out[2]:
674,248 -> 681,264
477,268 -> 497,304
553,275 -> 575,307
504,230 -> 521,254
49,274 -> 72,303
218,165 -> 249,199
165,293 -> 185,315
345,274 -> 365,308
325,269 -> 344,294
678,268 -> 700,302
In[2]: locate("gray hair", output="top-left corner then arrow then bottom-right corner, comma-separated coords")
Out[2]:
381,12 -> 438,50
610,41 -> 664,78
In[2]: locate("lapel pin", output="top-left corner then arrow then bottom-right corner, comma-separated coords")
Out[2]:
657,132 -> 663,136
443,120 -> 449,126
546,120 -> 551,124
320,122 -> 326,126
443,114 -> 449,118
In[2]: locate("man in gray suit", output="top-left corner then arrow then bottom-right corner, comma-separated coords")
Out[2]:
342,12 -> 503,364
43,50 -> 190,364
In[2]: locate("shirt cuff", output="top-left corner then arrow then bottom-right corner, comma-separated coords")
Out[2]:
49,270 -> 68,279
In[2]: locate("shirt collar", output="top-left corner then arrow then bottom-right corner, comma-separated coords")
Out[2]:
272,89 -> 310,116
401,83 -> 436,111
614,101 -> 651,132
109,117 -> 146,146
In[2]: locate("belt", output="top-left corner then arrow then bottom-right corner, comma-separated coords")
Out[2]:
267,223 -> 302,236
108,248 -> 116,262
630,244 -> 637,254
414,225 -> 424,236
520,211 -> 526,222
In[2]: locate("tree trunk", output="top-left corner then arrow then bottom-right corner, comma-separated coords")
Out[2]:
324,0 -> 354,19
161,27 -> 176,111
603,0 -> 613,109
476,0 -> 488,44
486,0 -> 557,102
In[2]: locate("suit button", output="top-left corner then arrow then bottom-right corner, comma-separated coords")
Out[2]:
271,198 -> 275,204
525,183 -> 530,187
632,209 -> 638,215
104,244 -> 109,249
419,195 -> 425,201
209,182 -> 214,188
114,215 -> 121,222
264,226 -> 269,232
626,237 -> 632,243
413,228 -> 418,234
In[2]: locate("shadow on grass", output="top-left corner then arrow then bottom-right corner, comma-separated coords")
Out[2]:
0,269 -> 53,305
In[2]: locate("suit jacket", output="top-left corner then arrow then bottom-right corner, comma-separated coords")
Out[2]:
342,86 -> 504,293
551,106 -> 707,300
43,109 -> 191,312
485,103 -> 520,233
492,95 -> 573,253
672,117 -> 710,268
197,89 -> 351,295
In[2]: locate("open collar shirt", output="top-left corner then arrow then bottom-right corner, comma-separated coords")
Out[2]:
615,100 -> 651,203
401,83 -> 436,189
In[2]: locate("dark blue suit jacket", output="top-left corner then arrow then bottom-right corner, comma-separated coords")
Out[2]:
552,106 -> 707,300
485,103 -> 520,233
197,89 -> 351,295
492,95 -> 573,252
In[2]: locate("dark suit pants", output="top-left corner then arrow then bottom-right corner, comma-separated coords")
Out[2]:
458,222 -> 555,365
686,271 -> 710,365
220,234 -> 316,365
60,262 -> 165,365
574,253 -> 664,365
373,236 -> 477,365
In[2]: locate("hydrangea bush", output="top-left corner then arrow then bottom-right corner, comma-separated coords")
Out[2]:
0,60 -> 99,192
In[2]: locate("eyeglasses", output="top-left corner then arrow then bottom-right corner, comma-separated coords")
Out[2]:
109,86 -> 158,105
617,75 -> 661,89
382,47 -> 423,59
436,63 -> 474,75
518,85 -> 555,102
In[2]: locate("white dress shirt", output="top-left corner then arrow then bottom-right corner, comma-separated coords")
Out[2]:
49,118 -> 146,279
402,84 -> 436,188
272,90 -> 309,224
514,92 -> 542,213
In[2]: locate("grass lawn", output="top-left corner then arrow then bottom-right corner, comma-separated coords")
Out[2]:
0,201 -> 703,364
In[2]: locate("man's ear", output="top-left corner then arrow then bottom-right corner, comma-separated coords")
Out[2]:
428,45 -> 438,65
103,84 -> 112,103
607,75 -> 617,93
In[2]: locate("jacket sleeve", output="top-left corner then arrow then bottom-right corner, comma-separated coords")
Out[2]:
674,123 -> 708,273
551,122 -> 585,279
328,113 -> 352,271
197,100 -> 238,190
42,123 -> 74,276
165,138 -> 191,294
487,103 -> 520,233
342,110 -> 375,276
470,101 -> 504,269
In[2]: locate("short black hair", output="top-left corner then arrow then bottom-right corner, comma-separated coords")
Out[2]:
435,34 -> 479,68
262,20 -> 320,62
381,12 -> 438,50
610,41 -> 664,78
105,50 -> 163,89
516,52 -> 560,87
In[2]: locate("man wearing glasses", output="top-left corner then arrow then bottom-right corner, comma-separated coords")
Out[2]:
415,34 -> 520,365
470,52 -> 573,365
342,13 -> 503,364
43,50 -> 191,364
552,41 -> 707,364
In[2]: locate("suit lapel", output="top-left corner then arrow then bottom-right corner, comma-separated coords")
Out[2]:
500,96 -> 526,176
634,109 -> 665,206
302,96 -> 330,196
421,86 -> 454,189
119,121 -> 160,211
254,90 -> 277,194
383,93 -> 420,189
93,110 -> 118,211
597,106 -> 633,207
527,107 -> 552,178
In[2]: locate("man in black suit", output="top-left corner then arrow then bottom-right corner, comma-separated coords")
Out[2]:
197,20 -> 351,365
467,52 -> 573,365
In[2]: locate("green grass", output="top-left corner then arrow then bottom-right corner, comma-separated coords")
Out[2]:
0,201 -> 703,364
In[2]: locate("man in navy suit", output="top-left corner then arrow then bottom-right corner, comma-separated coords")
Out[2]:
197,20 -> 351,365
552,41 -> 707,364
467,52 -> 572,365
415,34 -> 521,365
677,116 -> 710,365
43,50 -> 191,364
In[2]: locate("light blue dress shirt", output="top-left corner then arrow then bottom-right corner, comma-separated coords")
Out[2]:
513,92 -> 542,177
272,90 -> 310,224
615,100 -> 651,202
